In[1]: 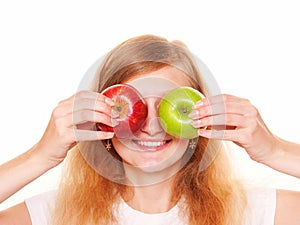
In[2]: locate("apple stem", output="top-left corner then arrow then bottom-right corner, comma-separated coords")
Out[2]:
180,107 -> 189,114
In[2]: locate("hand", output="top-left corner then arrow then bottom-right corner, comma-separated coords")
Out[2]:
189,94 -> 279,163
33,91 -> 116,168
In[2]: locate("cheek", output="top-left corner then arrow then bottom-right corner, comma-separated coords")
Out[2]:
170,139 -> 190,162
111,138 -> 131,161
111,138 -> 144,167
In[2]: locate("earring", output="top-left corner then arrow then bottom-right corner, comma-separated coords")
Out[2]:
188,138 -> 197,151
181,138 -> 198,165
105,139 -> 112,151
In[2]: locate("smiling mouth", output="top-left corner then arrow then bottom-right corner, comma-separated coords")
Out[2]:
132,139 -> 172,151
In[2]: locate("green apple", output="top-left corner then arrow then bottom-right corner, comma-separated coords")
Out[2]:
158,86 -> 204,139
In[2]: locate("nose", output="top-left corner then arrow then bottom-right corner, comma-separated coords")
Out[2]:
140,97 -> 165,136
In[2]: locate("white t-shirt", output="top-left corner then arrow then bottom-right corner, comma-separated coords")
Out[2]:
25,188 -> 276,225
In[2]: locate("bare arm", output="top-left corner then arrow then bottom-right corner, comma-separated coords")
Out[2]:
262,138 -> 300,178
0,145 -> 56,204
0,91 -> 115,223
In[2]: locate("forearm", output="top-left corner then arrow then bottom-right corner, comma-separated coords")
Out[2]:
0,146 -> 53,204
263,138 -> 300,178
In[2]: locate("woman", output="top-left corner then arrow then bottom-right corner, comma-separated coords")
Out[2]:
0,34 -> 300,225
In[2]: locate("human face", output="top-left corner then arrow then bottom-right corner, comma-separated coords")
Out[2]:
111,66 -> 193,173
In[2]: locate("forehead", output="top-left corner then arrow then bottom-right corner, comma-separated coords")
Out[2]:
124,67 -> 191,97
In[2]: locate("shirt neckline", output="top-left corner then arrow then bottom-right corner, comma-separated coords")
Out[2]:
118,197 -> 179,217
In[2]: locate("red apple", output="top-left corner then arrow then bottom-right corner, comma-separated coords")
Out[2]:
97,84 -> 148,138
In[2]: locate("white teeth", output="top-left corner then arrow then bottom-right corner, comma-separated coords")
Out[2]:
137,141 -> 166,147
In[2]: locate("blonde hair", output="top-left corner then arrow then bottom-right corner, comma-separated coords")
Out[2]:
52,34 -> 247,225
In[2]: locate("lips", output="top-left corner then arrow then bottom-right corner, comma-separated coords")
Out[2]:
136,140 -> 167,147
132,139 -> 172,151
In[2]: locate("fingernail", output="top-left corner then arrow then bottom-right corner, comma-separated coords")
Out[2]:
111,110 -> 119,118
198,129 -> 206,136
193,101 -> 204,109
105,132 -> 115,138
188,110 -> 198,119
112,119 -> 119,127
191,120 -> 201,128
105,97 -> 114,106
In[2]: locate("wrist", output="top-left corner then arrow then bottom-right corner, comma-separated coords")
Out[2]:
27,144 -> 61,172
0,146 -> 57,202
256,136 -> 284,166
259,137 -> 300,178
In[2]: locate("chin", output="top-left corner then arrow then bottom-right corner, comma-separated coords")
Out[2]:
136,159 -> 173,172
127,146 -> 188,175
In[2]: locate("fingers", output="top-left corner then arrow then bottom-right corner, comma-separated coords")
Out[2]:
56,91 -> 114,117
64,109 -> 116,128
51,91 -> 116,141
191,94 -> 253,117
190,94 -> 259,141
194,94 -> 247,107
73,129 -> 114,142
197,128 -> 243,142
191,114 -> 248,128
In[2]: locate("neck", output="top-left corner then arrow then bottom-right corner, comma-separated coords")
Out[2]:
124,178 -> 176,214
121,160 -> 182,213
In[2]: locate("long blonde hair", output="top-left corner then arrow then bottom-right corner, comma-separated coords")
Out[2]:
52,34 -> 247,225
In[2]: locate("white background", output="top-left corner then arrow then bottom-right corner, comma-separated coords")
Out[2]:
0,0 -> 300,210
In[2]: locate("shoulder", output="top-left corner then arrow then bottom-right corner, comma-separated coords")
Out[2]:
25,190 -> 57,225
275,189 -> 300,225
0,202 -> 32,225
0,191 -> 56,225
